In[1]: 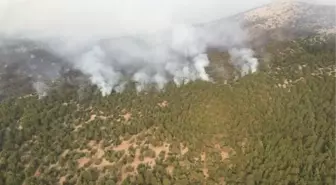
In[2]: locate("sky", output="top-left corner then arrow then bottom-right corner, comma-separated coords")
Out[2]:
0,0 -> 273,38
0,0 -> 274,23
0,0 -> 334,38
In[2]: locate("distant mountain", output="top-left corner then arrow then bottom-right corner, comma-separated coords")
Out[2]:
235,0 -> 335,44
0,1 -> 334,100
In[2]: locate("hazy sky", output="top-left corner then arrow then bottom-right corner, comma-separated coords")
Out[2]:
0,0 -> 273,23
0,0 -> 334,38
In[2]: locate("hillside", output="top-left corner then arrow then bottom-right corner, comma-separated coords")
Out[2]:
243,0 -> 335,30
0,34 -> 335,185
238,0 -> 336,45
0,1 -> 335,185
0,0 -> 334,101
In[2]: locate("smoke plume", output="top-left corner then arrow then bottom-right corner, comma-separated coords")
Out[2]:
0,0 -> 259,96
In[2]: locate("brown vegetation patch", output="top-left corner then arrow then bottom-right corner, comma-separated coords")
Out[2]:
88,140 -> 96,148
201,152 -> 206,162
95,148 -> 105,159
158,100 -> 169,108
59,176 -> 66,185
119,111 -> 132,122
166,166 -> 174,175
149,143 -> 170,158
64,130 -> 173,183
99,115 -> 108,120
77,157 -> 90,168
34,168 -> 41,177
61,149 -> 69,157
203,167 -> 209,178
113,140 -> 132,152
214,144 -> 231,161
220,150 -> 229,161
93,158 -> 114,169
180,143 -> 189,155
200,152 -> 209,178
123,112 -> 132,122
110,131 -> 172,182
73,124 -> 83,132
74,113 -> 109,131
87,114 -> 96,122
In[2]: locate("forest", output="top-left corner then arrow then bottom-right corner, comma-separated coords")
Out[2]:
0,34 -> 335,185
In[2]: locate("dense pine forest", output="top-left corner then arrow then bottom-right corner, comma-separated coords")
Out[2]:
0,34 -> 335,185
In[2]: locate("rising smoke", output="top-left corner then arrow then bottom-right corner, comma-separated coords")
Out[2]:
0,0 -> 258,96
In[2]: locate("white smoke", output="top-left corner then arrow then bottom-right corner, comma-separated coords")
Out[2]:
32,81 -> 48,99
0,0 -> 259,96
229,48 -> 259,76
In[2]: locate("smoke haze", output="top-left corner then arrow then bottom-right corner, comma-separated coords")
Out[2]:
0,0 -> 260,96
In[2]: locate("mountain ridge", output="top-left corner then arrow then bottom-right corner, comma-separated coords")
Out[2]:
242,0 -> 335,37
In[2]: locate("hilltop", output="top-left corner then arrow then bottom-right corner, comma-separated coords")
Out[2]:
239,0 -> 335,43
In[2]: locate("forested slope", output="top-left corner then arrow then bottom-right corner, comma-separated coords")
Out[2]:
0,34 -> 335,185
